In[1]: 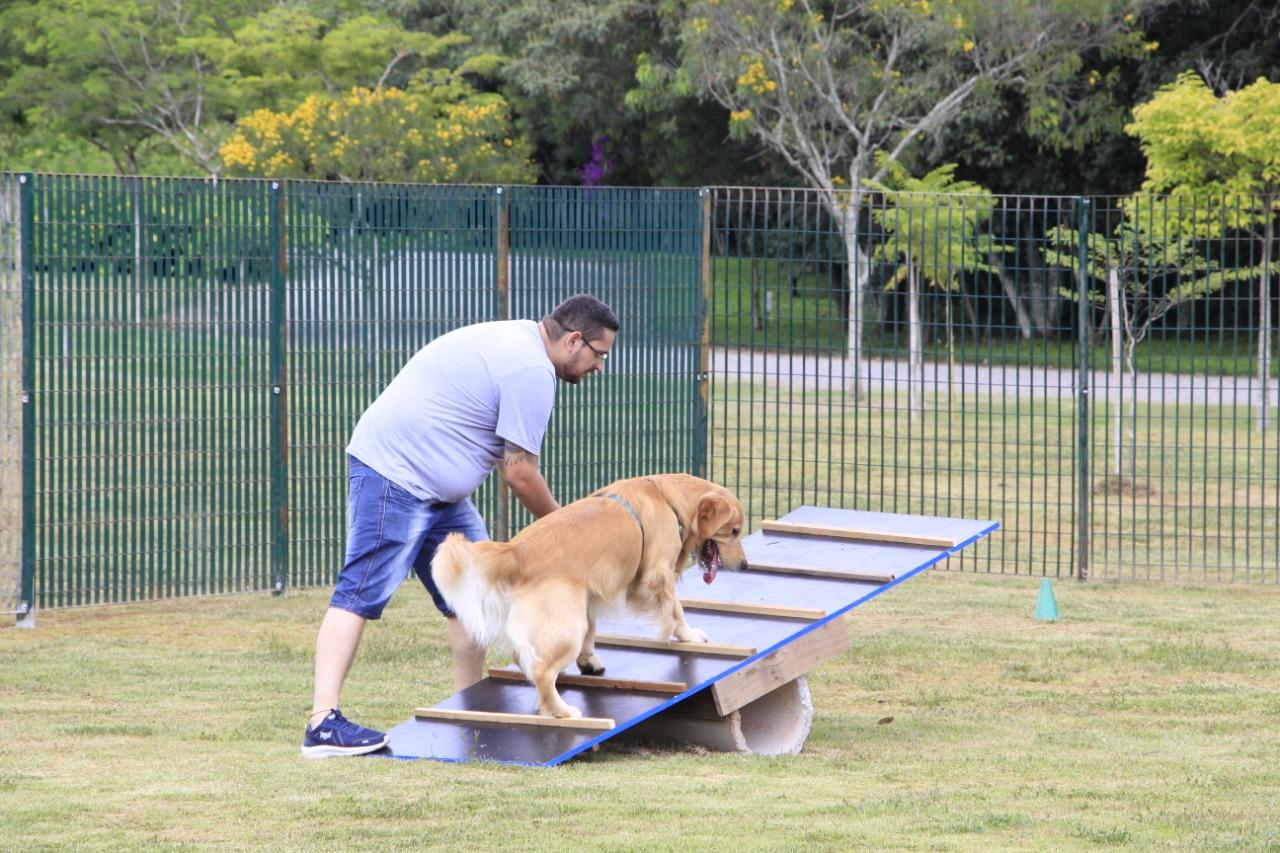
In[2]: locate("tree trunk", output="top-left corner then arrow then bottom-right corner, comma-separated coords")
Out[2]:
839,207 -> 869,402
1257,214 -> 1275,433
990,251 -> 1034,339
750,261 -> 764,332
908,259 -> 922,420
1026,244 -> 1062,337
1124,337 -> 1139,484
946,293 -> 956,382
1108,267 -> 1123,478
958,278 -> 980,337
1175,297 -> 1194,339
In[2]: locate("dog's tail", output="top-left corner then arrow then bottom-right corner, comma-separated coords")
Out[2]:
430,533 -> 518,650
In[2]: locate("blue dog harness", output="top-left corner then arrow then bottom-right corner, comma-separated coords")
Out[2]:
596,487 -> 688,556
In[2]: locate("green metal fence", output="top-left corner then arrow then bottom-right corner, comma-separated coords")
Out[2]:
1,174 -> 704,615
707,187 -> 1279,584
4,175 -> 1278,618
1,176 -> 23,619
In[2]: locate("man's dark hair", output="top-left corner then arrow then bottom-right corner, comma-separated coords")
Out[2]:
544,294 -> 619,341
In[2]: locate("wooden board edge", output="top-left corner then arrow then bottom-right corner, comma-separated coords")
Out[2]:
486,668 -> 687,694
759,519 -> 959,549
745,562 -> 896,583
678,597 -> 826,620
593,633 -> 756,658
413,707 -> 616,731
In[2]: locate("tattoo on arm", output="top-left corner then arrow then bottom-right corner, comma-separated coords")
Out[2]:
502,441 -> 536,469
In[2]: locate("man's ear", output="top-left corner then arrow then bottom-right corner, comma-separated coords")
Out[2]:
695,493 -> 733,537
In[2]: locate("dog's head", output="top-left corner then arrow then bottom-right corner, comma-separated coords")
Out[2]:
692,486 -> 748,584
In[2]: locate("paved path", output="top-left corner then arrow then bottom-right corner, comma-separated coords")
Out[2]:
711,347 -> 1278,408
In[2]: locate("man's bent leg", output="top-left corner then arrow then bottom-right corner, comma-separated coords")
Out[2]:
311,606 -> 367,721
447,615 -> 486,692
414,499 -> 491,694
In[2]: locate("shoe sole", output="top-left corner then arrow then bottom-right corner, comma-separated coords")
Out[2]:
300,738 -> 388,759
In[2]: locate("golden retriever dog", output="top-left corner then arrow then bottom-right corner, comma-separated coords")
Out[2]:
431,474 -> 748,718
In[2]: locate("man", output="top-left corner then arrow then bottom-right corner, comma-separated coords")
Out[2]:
302,294 -> 618,757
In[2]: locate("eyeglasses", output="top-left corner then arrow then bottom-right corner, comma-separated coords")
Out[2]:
576,333 -> 609,362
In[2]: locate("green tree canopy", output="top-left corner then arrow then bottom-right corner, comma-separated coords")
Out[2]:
1127,71 -> 1280,215
0,0 -> 522,179
1126,69 -> 1280,429
438,0 -> 784,186
870,159 -> 1001,293
191,8 -> 479,113
665,0 -> 1152,398
0,0 -> 260,174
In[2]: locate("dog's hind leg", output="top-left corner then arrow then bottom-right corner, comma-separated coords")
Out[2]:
530,650 -> 581,718
576,612 -> 606,676
509,584 -> 587,718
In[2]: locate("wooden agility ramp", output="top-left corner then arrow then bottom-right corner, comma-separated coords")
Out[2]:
382,506 -> 999,766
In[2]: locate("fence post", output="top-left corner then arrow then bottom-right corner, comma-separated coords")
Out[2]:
695,188 -> 712,480
494,186 -> 511,542
1076,198 -> 1091,582
269,180 -> 290,595
17,173 -> 34,627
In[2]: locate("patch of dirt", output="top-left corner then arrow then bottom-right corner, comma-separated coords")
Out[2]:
1092,475 -> 1161,500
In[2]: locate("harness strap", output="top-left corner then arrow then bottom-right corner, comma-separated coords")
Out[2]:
597,483 -> 690,559
600,492 -> 645,551
642,477 -> 688,551
669,504 -> 687,544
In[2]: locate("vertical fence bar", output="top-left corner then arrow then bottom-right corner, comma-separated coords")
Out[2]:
1076,198 -> 1091,582
0,177 -> 20,620
695,187 -> 712,480
493,185 -> 510,542
18,174 -> 35,626
269,180 -> 289,594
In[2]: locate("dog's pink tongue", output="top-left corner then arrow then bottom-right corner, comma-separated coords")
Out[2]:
703,549 -> 720,585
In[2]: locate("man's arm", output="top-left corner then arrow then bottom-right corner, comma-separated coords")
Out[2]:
498,441 -> 560,518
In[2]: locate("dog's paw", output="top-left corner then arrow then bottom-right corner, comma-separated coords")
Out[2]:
559,705 -> 583,719
577,656 -> 606,676
677,627 -> 709,644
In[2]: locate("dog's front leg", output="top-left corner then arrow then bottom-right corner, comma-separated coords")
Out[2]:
576,614 -> 606,675
654,581 -> 707,644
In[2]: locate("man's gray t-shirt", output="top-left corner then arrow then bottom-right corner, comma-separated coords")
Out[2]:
346,319 -> 555,503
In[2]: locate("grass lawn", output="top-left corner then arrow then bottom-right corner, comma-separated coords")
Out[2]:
711,381 -> 1280,585
3,573 -> 1278,850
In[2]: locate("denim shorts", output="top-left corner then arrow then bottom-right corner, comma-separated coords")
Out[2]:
329,456 -> 489,620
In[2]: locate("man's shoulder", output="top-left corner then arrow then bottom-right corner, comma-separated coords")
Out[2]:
489,320 -> 553,376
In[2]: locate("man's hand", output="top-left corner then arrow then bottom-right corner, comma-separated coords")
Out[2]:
499,442 -> 560,518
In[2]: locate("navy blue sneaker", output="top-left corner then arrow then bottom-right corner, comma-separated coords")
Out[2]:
301,708 -> 387,758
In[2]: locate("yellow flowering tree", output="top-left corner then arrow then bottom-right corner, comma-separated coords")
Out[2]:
220,84 -> 535,184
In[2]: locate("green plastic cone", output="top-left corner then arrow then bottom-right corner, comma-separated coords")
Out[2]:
1034,578 -> 1059,622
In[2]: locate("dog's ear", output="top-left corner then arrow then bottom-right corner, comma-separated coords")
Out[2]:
695,492 -> 733,538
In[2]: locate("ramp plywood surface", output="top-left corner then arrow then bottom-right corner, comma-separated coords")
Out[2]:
742,507 -> 997,582
382,509 -> 998,765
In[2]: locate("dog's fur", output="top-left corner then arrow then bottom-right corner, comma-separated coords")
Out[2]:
431,474 -> 748,718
